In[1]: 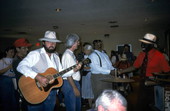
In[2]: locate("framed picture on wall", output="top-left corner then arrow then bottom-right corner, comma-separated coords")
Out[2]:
116,44 -> 132,54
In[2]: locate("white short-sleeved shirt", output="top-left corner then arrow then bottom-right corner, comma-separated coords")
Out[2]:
62,49 -> 80,81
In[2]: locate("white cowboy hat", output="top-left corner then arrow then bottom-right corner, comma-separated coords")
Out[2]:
39,31 -> 61,42
139,33 -> 156,44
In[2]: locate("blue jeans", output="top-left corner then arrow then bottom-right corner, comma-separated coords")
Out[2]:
154,86 -> 164,111
27,89 -> 57,111
62,80 -> 81,111
0,76 -> 18,111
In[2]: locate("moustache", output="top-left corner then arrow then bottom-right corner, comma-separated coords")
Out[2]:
49,46 -> 54,49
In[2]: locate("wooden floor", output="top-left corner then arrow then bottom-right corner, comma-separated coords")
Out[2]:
55,76 -> 161,111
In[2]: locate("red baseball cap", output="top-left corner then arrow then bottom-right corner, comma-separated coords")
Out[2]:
14,38 -> 32,47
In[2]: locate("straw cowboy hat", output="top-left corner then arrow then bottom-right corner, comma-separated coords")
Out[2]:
139,33 -> 156,44
39,31 -> 61,42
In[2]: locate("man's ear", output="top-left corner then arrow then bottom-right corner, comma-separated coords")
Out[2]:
42,41 -> 45,45
98,105 -> 105,111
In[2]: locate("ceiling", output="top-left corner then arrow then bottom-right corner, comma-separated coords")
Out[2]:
0,0 -> 170,43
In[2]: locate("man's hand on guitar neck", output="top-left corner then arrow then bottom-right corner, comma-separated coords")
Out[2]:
73,62 -> 82,72
35,74 -> 50,87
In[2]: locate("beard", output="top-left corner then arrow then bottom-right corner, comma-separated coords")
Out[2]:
43,45 -> 56,53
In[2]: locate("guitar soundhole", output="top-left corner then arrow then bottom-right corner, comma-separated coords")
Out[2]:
43,79 -> 59,92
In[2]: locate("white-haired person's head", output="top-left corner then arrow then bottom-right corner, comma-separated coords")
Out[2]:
65,33 -> 80,48
83,43 -> 93,55
95,89 -> 127,111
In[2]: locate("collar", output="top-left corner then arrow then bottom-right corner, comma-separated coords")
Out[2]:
66,49 -> 74,54
40,47 -> 55,57
94,49 -> 105,53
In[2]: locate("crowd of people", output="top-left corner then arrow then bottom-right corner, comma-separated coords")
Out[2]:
0,30 -> 170,111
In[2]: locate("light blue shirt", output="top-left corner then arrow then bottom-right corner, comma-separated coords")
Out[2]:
89,50 -> 114,74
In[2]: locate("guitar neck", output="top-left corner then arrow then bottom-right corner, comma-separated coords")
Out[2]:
53,65 -> 77,79
52,58 -> 90,79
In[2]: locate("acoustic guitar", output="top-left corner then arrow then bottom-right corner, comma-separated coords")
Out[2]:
18,58 -> 91,104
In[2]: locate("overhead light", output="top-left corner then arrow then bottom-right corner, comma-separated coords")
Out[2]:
108,21 -> 119,28
144,18 -> 149,22
108,21 -> 117,24
110,25 -> 119,28
104,34 -> 110,38
55,8 -> 61,12
53,26 -> 59,29
17,32 -> 27,35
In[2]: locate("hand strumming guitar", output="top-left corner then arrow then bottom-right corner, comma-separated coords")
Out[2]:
35,74 -> 51,87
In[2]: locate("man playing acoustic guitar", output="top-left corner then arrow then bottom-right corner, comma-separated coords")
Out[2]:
17,31 -> 69,111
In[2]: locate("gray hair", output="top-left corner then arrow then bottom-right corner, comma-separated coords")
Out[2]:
83,44 -> 93,51
95,89 -> 127,110
65,33 -> 79,48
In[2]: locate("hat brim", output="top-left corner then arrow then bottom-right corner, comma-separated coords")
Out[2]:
39,38 -> 61,43
15,43 -> 32,47
139,39 -> 154,44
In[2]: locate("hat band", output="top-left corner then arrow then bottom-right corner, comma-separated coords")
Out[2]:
44,37 -> 57,40
143,38 -> 155,44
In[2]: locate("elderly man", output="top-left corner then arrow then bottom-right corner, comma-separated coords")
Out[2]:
17,31 -> 63,111
61,33 -> 82,111
95,89 -> 127,111
89,40 -> 115,101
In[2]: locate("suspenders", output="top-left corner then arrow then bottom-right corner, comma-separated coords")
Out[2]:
95,52 -> 102,67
